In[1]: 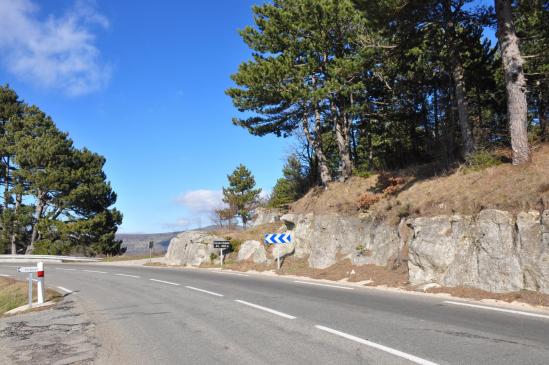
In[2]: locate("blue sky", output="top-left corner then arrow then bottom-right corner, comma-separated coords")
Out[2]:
0,0 -> 494,233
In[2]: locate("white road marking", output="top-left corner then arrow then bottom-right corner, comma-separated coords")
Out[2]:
57,286 -> 73,294
234,299 -> 296,319
115,273 -> 140,278
32,279 -> 38,282
83,270 -> 107,274
149,278 -> 180,286
315,325 -> 439,365
444,300 -> 549,320
55,268 -> 77,271
212,271 -> 249,277
294,280 -> 354,290
0,274 -> 11,277
186,286 -> 224,297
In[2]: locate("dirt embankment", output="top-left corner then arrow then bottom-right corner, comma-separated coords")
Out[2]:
291,143 -> 549,222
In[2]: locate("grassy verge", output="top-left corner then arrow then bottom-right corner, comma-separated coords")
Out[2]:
101,253 -> 164,262
0,277 -> 62,315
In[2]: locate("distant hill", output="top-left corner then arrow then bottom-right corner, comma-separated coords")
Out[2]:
117,232 -> 181,254
117,225 -> 220,255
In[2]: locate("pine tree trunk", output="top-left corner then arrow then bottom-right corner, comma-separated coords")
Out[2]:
452,58 -> 475,157
495,0 -> 531,164
10,191 -> 21,255
28,194 -> 45,254
539,90 -> 547,142
335,115 -> 353,180
302,113 -> 331,186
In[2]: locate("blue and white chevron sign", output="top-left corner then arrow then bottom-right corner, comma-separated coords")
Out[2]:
264,233 -> 292,244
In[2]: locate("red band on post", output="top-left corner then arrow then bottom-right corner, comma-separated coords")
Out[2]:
37,271 -> 44,277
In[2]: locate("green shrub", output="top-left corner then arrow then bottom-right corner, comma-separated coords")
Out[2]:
227,237 -> 243,253
464,150 -> 502,172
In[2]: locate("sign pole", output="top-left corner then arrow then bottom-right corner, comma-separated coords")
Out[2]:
220,248 -> 224,268
277,249 -> 280,270
37,262 -> 45,304
28,272 -> 33,308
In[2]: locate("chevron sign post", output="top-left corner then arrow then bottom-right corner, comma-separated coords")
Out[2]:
264,233 -> 292,269
264,233 -> 292,244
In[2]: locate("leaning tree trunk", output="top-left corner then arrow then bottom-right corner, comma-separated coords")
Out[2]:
27,194 -> 46,254
335,115 -> 353,180
452,63 -> 475,157
495,0 -> 531,164
10,190 -> 21,255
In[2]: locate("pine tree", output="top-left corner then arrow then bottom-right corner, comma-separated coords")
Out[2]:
269,155 -> 307,208
222,164 -> 261,228
495,0 -> 531,164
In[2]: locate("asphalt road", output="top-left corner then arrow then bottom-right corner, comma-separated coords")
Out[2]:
1,263 -> 548,365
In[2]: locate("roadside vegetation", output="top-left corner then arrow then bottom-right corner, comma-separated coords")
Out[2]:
0,86 -> 122,257
0,277 -> 62,315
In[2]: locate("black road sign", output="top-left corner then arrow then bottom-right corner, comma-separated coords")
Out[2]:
213,241 -> 231,249
149,241 -> 154,249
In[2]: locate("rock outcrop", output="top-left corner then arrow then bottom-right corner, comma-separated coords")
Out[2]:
237,240 -> 268,264
165,231 -> 225,266
408,209 -> 549,293
280,213 -> 402,269
251,208 -> 283,227
281,209 -> 549,294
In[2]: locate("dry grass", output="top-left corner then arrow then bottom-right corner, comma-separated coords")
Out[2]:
101,253 -> 165,262
211,222 -> 284,244
291,143 -> 549,220
0,277 -> 62,315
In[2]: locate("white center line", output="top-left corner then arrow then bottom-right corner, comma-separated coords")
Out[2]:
83,270 -> 107,274
444,300 -> 549,320
234,299 -> 296,319
315,325 -> 439,365
0,274 -> 11,277
294,280 -> 354,290
55,268 -> 77,271
149,278 -> 180,286
186,286 -> 224,297
57,286 -> 73,294
115,273 -> 140,278
212,271 -> 249,277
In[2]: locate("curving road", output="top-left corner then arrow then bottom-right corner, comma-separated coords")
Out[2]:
1,262 -> 548,365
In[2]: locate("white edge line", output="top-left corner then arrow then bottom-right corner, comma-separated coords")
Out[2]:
315,325 -> 439,365
186,286 -> 224,297
57,286 -> 73,294
115,273 -> 140,278
149,278 -> 180,286
0,274 -> 11,277
294,280 -> 354,290
444,300 -> 549,320
55,268 -> 76,271
212,271 -> 249,277
83,270 -> 107,274
235,299 -> 296,319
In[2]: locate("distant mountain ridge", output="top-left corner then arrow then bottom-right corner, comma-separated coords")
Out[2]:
117,226 -> 219,254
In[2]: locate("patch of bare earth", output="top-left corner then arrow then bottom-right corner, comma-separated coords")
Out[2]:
426,286 -> 549,307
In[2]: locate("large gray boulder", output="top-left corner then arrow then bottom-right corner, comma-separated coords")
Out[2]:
408,209 -> 549,294
165,231 -> 225,266
251,208 -> 283,227
238,240 -> 268,264
281,213 -> 400,269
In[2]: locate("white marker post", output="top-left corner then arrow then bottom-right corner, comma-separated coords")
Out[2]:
36,262 -> 45,304
220,248 -> 224,268
28,272 -> 32,308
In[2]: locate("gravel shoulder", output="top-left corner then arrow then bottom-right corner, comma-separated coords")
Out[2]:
0,296 -> 99,365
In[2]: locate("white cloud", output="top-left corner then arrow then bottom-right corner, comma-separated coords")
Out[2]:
176,189 -> 225,214
0,0 -> 110,96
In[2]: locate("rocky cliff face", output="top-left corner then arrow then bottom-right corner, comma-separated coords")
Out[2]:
408,209 -> 549,293
165,231 -> 226,266
165,209 -> 549,294
281,209 -> 549,294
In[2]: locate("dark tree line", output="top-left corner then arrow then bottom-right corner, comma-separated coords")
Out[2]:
227,0 -> 547,193
0,85 -> 123,256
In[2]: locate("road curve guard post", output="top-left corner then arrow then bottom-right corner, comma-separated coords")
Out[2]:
37,262 -> 45,304
213,240 -> 232,268
264,233 -> 292,270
